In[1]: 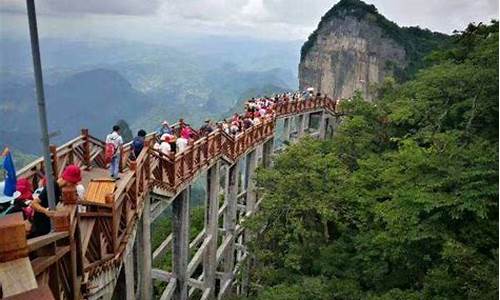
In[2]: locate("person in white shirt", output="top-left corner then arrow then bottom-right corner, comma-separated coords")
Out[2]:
159,134 -> 172,156
105,125 -> 124,180
176,136 -> 188,154
253,117 -> 261,126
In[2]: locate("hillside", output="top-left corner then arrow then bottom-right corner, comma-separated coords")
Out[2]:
0,69 -> 151,153
299,0 -> 450,100
245,21 -> 498,300
0,37 -> 298,159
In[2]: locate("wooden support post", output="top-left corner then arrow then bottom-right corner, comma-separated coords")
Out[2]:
241,150 -> 257,296
319,111 -> 327,140
49,144 -> 58,178
283,117 -> 290,143
221,161 -> 239,297
135,216 -> 144,300
81,129 -> 91,169
262,138 -> 274,169
245,151 -> 257,213
304,113 -> 311,132
297,114 -> 305,137
172,188 -> 190,300
141,195 -> 152,300
124,249 -> 135,300
203,162 -> 220,299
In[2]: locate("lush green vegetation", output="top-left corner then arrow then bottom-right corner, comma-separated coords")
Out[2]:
301,0 -> 450,81
246,21 -> 498,299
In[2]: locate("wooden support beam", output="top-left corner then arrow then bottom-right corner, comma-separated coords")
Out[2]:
159,278 -> 177,300
319,110 -> 327,140
222,160 -> 239,294
203,161 -> 220,299
262,138 -> 274,168
245,150 -> 257,213
200,288 -> 211,300
187,278 -> 204,290
216,234 -> 233,265
172,188 -> 190,300
304,112 -> 311,131
283,117 -> 291,142
141,196 -> 153,300
152,233 -> 173,264
297,114 -> 305,137
124,250 -> 135,300
187,235 -> 210,278
152,268 -> 174,282
189,229 -> 206,250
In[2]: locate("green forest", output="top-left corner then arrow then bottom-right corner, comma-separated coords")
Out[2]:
244,21 -> 498,300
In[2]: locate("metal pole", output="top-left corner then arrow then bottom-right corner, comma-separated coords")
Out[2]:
26,0 -> 56,211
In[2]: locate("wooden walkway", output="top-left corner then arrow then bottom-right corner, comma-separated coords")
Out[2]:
0,96 -> 341,300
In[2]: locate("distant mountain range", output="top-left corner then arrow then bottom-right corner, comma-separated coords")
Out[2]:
0,37 -> 300,157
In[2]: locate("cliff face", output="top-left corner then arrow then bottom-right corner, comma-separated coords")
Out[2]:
299,0 -> 448,100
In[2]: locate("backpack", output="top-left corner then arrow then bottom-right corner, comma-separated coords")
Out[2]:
104,142 -> 116,164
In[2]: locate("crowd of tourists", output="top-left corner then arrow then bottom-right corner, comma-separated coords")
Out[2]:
104,89 -> 328,172
0,88 -> 327,238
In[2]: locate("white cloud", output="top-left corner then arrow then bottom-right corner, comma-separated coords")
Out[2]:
1,0 -> 498,41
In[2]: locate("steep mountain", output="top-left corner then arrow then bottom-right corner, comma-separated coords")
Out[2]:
299,0 -> 449,100
0,69 -> 151,153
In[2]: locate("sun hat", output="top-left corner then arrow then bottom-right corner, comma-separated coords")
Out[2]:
16,178 -> 33,200
62,164 -> 82,184
0,182 -> 20,204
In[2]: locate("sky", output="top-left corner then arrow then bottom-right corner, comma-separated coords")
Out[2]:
0,0 -> 498,43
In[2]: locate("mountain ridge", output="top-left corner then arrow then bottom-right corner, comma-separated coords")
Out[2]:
299,0 -> 450,100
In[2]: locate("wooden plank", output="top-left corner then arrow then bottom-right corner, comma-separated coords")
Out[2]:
79,218 -> 95,255
216,234 -> 233,265
0,257 -> 38,297
4,285 -> 54,300
78,200 -> 113,208
189,230 -> 205,250
200,288 -> 211,300
187,235 -> 211,278
84,178 -> 116,204
152,234 -> 173,264
79,212 -> 113,218
151,268 -> 173,282
187,278 -> 204,290
30,246 -> 70,276
27,232 -> 68,252
159,278 -> 176,300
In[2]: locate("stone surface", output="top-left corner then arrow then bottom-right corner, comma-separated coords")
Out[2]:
299,14 -> 406,101
299,0 -> 447,101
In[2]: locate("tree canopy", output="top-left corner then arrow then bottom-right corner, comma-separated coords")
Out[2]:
244,21 -> 498,300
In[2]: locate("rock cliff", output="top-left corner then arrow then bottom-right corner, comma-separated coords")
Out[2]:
299,0 -> 448,100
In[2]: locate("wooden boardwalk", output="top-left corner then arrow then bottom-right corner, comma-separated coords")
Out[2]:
0,96 -> 341,300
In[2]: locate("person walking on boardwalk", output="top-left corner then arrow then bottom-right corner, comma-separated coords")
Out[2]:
106,125 -> 124,180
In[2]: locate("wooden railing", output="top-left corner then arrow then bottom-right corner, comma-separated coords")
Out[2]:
3,96 -> 339,299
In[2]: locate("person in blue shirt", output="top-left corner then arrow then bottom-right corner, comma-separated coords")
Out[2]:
157,121 -> 173,137
131,129 -> 147,160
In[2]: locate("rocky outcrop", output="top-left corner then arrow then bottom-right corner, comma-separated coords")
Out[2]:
299,0 -> 448,100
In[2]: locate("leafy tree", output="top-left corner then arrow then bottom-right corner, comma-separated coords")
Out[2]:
243,21 -> 498,300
